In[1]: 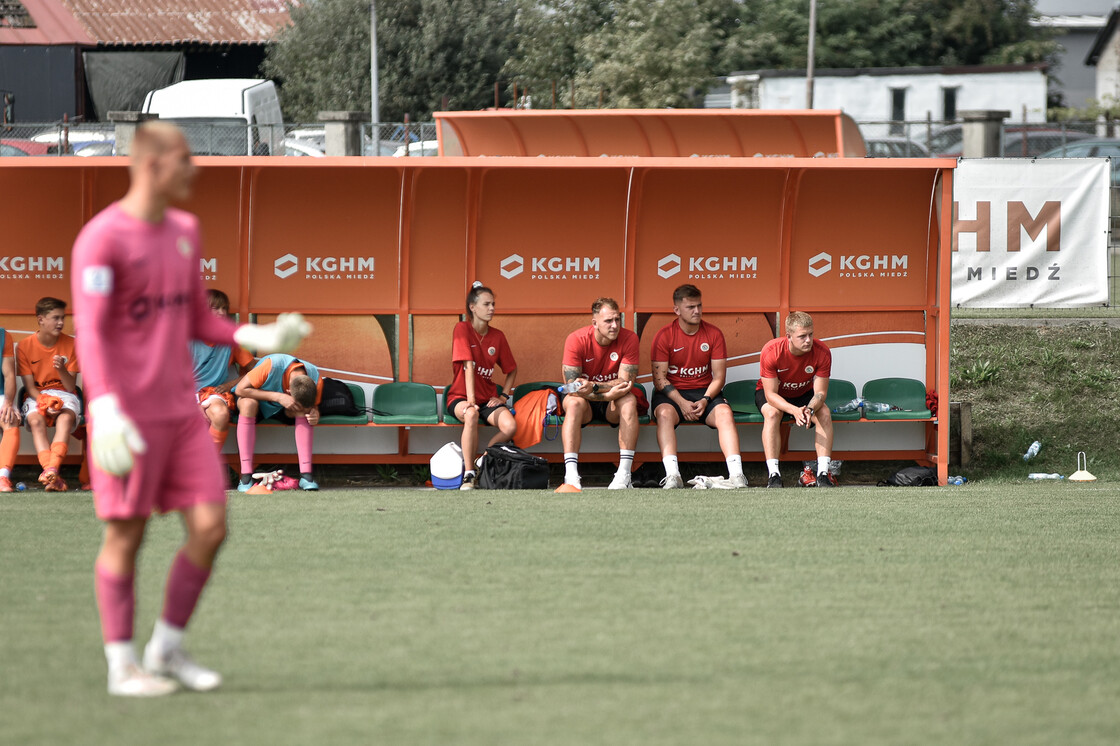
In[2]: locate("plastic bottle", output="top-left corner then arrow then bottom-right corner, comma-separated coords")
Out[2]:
557,381 -> 583,395
832,398 -> 862,414
1028,473 -> 1064,480
15,481 -> 26,492
949,475 -> 966,485
864,402 -> 893,413
1023,441 -> 1041,461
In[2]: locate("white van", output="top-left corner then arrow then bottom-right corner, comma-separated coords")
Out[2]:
142,79 -> 283,155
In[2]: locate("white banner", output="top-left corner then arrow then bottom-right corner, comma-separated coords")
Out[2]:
952,158 -> 1110,307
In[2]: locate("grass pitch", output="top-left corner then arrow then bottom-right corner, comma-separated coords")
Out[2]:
3,483 -> 1120,745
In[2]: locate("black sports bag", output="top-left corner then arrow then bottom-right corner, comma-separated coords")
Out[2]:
477,442 -> 550,490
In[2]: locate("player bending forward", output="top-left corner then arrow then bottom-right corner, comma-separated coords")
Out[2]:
71,122 -> 310,697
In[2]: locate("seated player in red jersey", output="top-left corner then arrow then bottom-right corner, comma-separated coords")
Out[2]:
650,285 -> 746,489
557,297 -> 641,491
445,282 -> 517,490
755,311 -> 835,488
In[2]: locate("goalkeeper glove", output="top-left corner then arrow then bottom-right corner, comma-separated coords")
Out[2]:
234,313 -> 313,354
88,394 -> 147,476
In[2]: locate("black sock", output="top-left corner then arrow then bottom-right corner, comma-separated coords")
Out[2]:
240,474 -> 253,485
301,473 -> 313,481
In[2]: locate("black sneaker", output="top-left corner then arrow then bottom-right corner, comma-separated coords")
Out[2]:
767,474 -> 783,489
816,472 -> 836,488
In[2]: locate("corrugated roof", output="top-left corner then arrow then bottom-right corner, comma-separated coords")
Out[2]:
0,0 -> 93,45
0,0 -> 298,46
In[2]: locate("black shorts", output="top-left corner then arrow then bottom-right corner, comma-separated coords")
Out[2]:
564,397 -> 621,428
652,388 -> 726,429
755,389 -> 814,422
446,398 -> 506,425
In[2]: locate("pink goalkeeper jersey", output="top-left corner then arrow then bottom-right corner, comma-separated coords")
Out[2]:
71,203 -> 238,423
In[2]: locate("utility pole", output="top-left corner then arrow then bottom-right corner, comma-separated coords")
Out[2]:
370,1 -> 380,125
806,0 -> 817,109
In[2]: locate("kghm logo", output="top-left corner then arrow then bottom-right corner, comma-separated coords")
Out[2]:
0,255 -> 65,280
658,254 -> 681,279
808,251 -> 909,279
200,257 -> 218,281
273,254 -> 376,280
274,254 -> 298,279
501,254 -> 524,279
657,253 -> 757,280
808,252 -> 832,277
500,253 -> 600,281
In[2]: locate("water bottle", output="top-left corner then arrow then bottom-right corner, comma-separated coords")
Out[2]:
865,402 -> 892,413
557,381 -> 583,395
15,481 -> 26,492
832,398 -> 862,414
1023,441 -> 1041,461
1028,473 -> 1064,480
949,475 -> 966,485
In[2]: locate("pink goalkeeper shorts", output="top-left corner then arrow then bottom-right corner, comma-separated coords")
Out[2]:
92,414 -> 227,521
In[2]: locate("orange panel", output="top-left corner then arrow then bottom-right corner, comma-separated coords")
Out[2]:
183,167 -> 245,303
248,165 -> 402,312
0,165 -> 87,312
411,315 -> 458,386
409,168 -> 471,311
476,168 -> 629,312
634,168 -> 787,311
789,168 -> 936,308
810,311 -> 926,350
255,313 -> 394,383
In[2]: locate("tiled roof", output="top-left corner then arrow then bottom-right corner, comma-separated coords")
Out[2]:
0,0 -> 298,46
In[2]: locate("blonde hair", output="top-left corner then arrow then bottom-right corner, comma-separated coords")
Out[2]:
785,311 -> 814,335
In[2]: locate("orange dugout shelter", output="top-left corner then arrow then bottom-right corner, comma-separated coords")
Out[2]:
0,153 -> 952,482
434,109 -> 866,158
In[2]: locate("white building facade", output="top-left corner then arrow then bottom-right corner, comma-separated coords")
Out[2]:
708,64 -> 1049,124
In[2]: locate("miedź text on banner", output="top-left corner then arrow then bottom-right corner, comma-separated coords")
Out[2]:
952,159 -> 1109,308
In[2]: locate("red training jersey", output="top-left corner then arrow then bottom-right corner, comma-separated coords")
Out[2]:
756,337 -> 831,399
447,321 -> 516,402
650,320 -> 727,390
562,325 -> 640,383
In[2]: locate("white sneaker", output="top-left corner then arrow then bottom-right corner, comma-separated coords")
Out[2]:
728,473 -> 748,488
459,472 -> 476,491
608,472 -> 632,490
108,663 -> 179,697
660,474 -> 684,489
143,644 -> 222,692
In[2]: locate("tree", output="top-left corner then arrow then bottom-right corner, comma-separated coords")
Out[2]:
264,0 -> 519,122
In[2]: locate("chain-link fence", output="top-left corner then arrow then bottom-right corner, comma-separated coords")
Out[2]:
0,120 -> 438,157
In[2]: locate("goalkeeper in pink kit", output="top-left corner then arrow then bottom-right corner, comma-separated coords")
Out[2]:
71,122 -> 311,697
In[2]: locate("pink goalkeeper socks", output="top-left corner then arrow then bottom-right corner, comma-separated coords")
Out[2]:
162,551 -> 211,629
95,564 -> 135,643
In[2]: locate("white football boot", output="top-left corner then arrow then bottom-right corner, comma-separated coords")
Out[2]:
143,643 -> 223,692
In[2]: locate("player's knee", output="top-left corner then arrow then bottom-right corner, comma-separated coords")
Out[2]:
237,398 -> 258,416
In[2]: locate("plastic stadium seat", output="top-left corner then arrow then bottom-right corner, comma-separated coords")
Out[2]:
319,381 -> 369,425
860,377 -> 932,420
722,379 -> 764,423
371,382 -> 440,424
826,379 -> 862,421
443,383 -> 504,424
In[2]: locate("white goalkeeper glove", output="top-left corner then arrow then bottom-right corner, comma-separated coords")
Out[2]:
88,394 -> 147,477
234,313 -> 313,355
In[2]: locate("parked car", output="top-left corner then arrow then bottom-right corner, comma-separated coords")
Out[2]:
1037,138 -> 1120,185
393,140 -> 439,157
281,138 -> 325,157
1,142 -> 28,156
937,128 -> 1093,158
864,136 -> 929,158
1,137 -> 49,155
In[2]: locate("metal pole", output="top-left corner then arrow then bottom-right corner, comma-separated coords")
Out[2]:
806,0 -> 817,109
370,1 -> 379,125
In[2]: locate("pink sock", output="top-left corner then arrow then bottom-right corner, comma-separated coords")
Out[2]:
95,564 -> 135,643
295,417 -> 314,474
162,551 -> 212,629
237,416 -> 256,475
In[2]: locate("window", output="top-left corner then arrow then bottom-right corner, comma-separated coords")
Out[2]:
890,88 -> 907,135
942,87 -> 959,122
